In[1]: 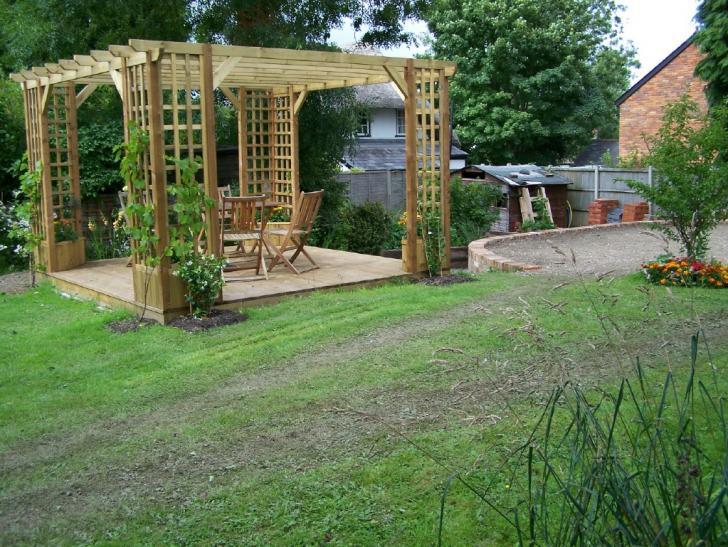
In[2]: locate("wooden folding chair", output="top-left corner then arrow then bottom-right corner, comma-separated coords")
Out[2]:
266,190 -> 324,274
220,195 -> 268,280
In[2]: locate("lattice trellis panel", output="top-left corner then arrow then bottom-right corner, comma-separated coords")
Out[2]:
415,68 -> 441,213
404,64 -> 451,273
122,60 -> 157,265
162,53 -> 205,183
46,85 -> 82,239
22,85 -> 47,242
239,89 -> 273,197
272,89 -> 294,210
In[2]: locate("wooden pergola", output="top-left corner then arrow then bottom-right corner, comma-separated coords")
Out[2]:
11,40 -> 456,315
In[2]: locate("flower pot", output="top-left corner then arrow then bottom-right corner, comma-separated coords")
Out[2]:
41,238 -> 86,272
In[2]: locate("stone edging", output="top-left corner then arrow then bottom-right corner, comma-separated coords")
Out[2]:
468,221 -> 656,273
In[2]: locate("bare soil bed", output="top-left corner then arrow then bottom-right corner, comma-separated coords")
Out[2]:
0,271 -> 31,294
487,223 -> 728,276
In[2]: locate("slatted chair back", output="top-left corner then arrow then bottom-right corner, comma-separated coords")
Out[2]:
217,185 -> 231,204
265,190 -> 324,274
289,190 -> 324,235
223,195 -> 263,235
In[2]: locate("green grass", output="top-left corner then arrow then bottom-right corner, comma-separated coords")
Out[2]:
1,273 -> 727,545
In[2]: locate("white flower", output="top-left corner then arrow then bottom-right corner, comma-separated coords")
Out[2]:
0,244 -> 6,251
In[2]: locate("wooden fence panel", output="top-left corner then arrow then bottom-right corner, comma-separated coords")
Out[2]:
553,167 -> 651,227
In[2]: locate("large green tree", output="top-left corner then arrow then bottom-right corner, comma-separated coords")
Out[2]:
192,0 -> 425,239
426,0 -> 636,165
695,0 -> 728,107
0,0 -> 190,73
192,0 -> 425,49
0,0 -> 191,197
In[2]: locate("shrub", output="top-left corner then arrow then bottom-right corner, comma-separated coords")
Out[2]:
519,196 -> 555,232
174,252 -> 226,318
0,202 -> 25,272
450,177 -> 500,245
626,96 -> 728,259
78,121 -> 124,198
343,201 -> 393,255
311,200 -> 395,255
642,255 -> 728,288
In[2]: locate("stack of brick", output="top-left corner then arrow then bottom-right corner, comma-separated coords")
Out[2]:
587,199 -> 620,225
623,201 -> 649,222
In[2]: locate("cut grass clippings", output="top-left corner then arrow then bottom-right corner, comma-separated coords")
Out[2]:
1,272 -> 727,545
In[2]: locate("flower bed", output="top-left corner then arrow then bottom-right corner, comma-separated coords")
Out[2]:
642,256 -> 728,288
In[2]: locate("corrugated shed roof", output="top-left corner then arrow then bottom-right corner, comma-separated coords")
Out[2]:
473,164 -> 570,186
344,139 -> 468,171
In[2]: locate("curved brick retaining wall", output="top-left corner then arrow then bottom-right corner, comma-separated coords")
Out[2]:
468,222 -> 655,272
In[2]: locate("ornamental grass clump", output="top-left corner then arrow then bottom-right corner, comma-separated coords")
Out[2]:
642,256 -> 728,288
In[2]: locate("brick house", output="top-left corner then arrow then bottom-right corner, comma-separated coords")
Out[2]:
616,34 -> 708,158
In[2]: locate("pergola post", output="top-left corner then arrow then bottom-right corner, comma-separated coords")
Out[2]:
404,60 -> 419,273
200,44 -> 220,255
145,50 -> 172,308
439,73 -> 451,270
403,63 -> 451,273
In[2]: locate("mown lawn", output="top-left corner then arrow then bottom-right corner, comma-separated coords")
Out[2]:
1,272 -> 727,545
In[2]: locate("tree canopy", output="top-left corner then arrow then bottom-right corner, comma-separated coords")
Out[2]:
426,0 -> 636,165
192,0 -> 426,49
695,0 -> 728,107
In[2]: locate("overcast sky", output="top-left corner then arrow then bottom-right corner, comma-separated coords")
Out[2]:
329,0 -> 702,84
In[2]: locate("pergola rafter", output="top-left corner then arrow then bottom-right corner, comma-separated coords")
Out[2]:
13,39 -> 455,320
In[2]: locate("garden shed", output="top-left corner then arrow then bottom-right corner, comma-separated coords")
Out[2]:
461,164 -> 571,232
11,40 -> 456,321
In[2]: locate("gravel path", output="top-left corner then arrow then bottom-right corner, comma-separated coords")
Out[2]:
0,271 -> 32,294
487,223 -> 728,276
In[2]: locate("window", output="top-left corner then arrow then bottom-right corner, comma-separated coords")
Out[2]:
357,112 -> 371,137
396,109 -> 405,136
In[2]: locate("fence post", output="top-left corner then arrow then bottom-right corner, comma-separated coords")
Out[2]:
386,170 -> 392,210
647,165 -> 653,218
594,165 -> 600,200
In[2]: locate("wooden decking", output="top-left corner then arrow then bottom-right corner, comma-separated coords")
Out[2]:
46,247 -> 407,319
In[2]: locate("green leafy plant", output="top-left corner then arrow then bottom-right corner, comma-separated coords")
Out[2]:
173,252 -> 226,318
311,200 -> 395,256
114,122 -> 157,320
165,155 -> 225,317
421,206 -> 445,277
344,201 -> 392,255
8,157 -> 44,284
85,211 -> 130,261
115,122 -> 156,268
519,196 -> 555,232
78,121 -> 124,198
166,156 -> 214,261
449,177 -> 500,245
626,96 -> 728,260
